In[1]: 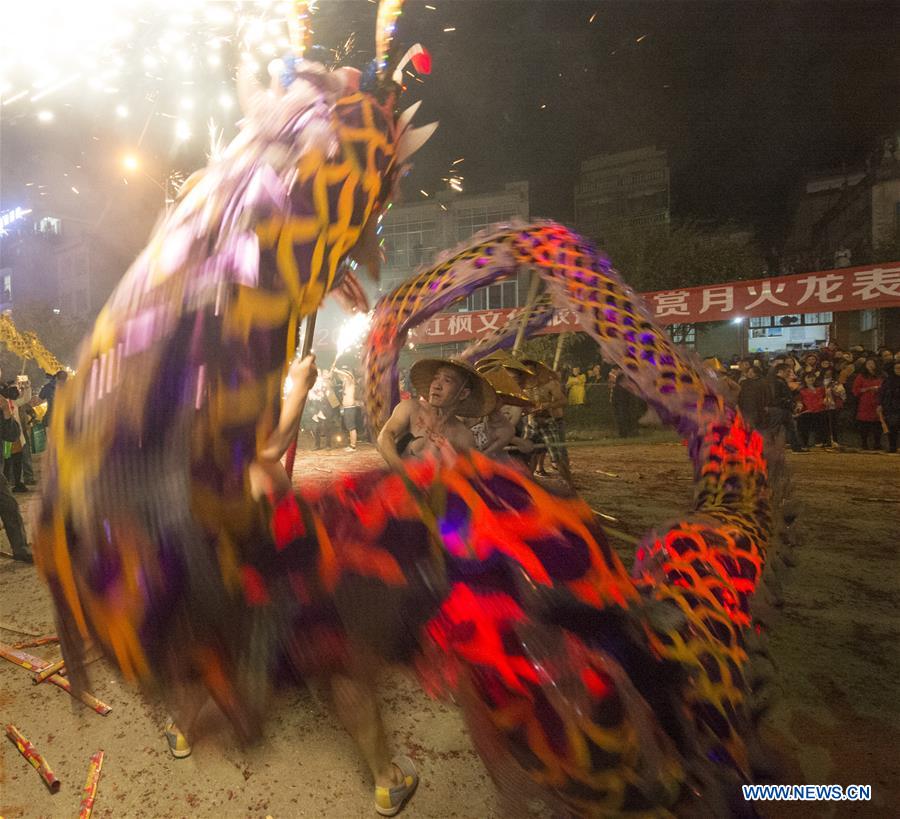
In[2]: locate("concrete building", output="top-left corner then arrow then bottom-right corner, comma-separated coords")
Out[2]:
0,206 -> 131,318
574,147 -> 670,242
378,181 -> 530,312
782,135 -> 900,349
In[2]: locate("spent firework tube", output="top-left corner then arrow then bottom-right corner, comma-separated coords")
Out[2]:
33,657 -> 66,684
0,641 -> 48,672
5,724 -> 61,793
78,750 -> 105,819
11,636 -> 60,649
0,642 -> 112,715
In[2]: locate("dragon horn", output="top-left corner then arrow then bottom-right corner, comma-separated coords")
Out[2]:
375,0 -> 407,76
392,43 -> 432,85
396,100 -> 422,133
395,121 -> 438,166
287,0 -> 312,58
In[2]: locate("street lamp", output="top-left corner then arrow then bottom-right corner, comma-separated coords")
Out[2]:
121,154 -> 180,209
732,316 -> 745,357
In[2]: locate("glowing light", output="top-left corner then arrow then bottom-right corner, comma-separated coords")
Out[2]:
443,27 -> 456,32
122,154 -> 140,172
175,119 -> 192,141
0,207 -> 32,228
636,34 -> 647,43
732,317 -> 744,324
335,312 -> 373,360
419,189 -> 430,197
71,186 -> 80,194
37,110 -> 54,122
30,74 -> 81,102
219,92 -> 233,110
115,104 -> 129,118
589,12 -> 598,23
1,90 -> 28,106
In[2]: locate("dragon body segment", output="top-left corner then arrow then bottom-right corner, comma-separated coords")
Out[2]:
365,222 -> 772,813
30,47 -> 774,813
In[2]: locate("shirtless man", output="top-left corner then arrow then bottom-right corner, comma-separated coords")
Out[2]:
172,354 -> 420,815
472,360 -> 535,459
377,359 -> 496,469
522,359 -> 571,482
334,366 -> 362,451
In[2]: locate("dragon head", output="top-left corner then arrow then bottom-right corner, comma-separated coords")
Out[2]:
235,0 -> 436,289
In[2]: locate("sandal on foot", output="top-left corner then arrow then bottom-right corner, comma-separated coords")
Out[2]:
374,755 -> 418,816
164,722 -> 192,759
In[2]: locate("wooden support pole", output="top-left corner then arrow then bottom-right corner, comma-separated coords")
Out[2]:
512,271 -> 542,356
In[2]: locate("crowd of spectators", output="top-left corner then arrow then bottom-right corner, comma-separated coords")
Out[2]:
727,346 -> 900,453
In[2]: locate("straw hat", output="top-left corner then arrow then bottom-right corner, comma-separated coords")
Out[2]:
520,358 -> 557,386
474,350 -> 535,375
409,358 -> 497,417
478,365 -> 534,408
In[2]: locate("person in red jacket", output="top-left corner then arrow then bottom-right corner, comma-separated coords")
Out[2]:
796,373 -> 827,448
852,358 -> 885,450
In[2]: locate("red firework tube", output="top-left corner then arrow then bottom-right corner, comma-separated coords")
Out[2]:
5,724 -> 61,793
0,641 -> 48,672
78,750 -> 105,818
33,658 -> 66,684
0,643 -> 112,715
11,636 -> 59,649
46,674 -> 113,716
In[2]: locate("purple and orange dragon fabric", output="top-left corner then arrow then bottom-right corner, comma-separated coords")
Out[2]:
35,31 -> 774,819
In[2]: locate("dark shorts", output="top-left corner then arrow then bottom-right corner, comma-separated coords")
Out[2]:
341,405 -> 362,431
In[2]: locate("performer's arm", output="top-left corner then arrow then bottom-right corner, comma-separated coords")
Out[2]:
482,417 -> 515,456
546,381 -> 568,410
377,400 -> 414,470
257,355 -> 318,462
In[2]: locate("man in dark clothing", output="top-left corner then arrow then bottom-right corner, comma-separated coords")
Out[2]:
877,360 -> 900,453
766,364 -> 807,452
0,395 -> 31,562
38,369 -> 67,428
737,366 -> 772,430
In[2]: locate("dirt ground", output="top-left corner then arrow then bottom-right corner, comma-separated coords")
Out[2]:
1,441 -> 898,818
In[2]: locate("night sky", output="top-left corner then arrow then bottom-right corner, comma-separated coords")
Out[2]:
1,1 -> 898,249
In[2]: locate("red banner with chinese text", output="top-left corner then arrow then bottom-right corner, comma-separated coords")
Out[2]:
403,262 -> 900,345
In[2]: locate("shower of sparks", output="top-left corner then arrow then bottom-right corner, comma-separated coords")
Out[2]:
0,1 -> 319,147
334,311 -> 372,360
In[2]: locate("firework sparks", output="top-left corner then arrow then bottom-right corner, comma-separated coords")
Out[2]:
334,311 -> 372,361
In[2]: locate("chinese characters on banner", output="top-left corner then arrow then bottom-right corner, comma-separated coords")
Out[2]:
400,262 -> 900,344
645,263 -> 900,325
407,306 -> 581,345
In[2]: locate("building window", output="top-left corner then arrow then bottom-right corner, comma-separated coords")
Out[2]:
802,312 -> 833,325
37,216 -> 62,236
749,316 -> 771,328
860,309 -> 877,332
669,323 -> 696,347
2,274 -> 11,303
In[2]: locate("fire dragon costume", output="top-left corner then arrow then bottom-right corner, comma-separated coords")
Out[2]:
36,4 -> 777,815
